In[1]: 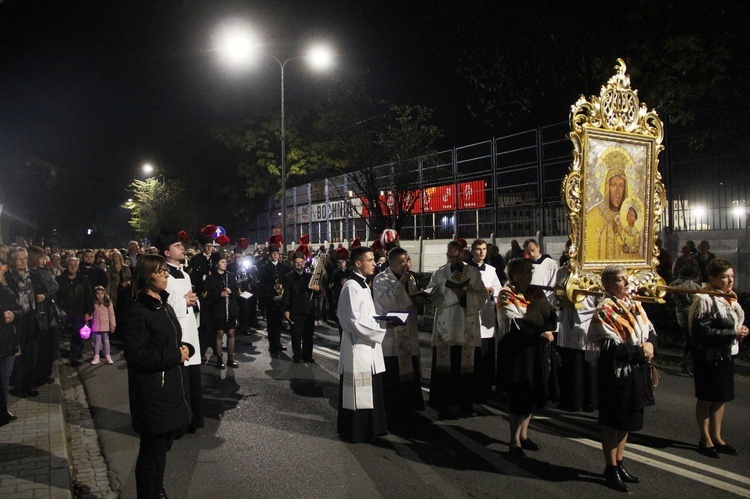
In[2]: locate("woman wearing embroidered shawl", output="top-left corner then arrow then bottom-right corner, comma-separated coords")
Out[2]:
689,258 -> 748,458
587,265 -> 655,493
496,258 -> 557,458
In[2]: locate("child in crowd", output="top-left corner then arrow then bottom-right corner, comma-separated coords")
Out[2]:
91,286 -> 116,364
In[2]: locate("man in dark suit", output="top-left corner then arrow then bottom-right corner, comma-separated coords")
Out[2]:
189,234 -> 215,360
258,246 -> 290,354
55,257 -> 94,367
80,249 -> 109,290
282,253 -> 320,363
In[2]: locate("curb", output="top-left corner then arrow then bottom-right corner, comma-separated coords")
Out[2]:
50,361 -> 73,499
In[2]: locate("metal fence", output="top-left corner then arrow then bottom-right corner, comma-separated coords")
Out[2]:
667,126 -> 750,231
245,120 -> 750,244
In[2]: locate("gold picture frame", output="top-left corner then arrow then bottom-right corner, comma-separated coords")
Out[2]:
561,59 -> 667,304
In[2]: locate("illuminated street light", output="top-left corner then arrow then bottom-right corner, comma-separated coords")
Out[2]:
143,163 -> 154,176
215,20 -> 334,252
733,205 -> 745,228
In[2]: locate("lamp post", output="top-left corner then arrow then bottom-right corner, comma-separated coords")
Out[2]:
214,21 -> 333,253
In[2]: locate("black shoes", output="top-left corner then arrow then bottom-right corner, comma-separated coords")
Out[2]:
0,410 -> 17,426
698,441 -> 720,458
304,358 -> 315,364
617,461 -> 640,483
715,443 -> 738,456
11,388 -> 39,398
227,356 -> 239,368
33,377 -> 55,388
520,438 -> 541,451
509,446 -> 526,459
604,465 -> 628,492
216,356 -> 225,370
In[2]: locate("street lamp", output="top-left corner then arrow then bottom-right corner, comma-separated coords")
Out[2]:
143,163 -> 154,176
214,20 -> 334,252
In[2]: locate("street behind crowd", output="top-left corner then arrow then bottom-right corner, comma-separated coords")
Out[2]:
70,323 -> 750,499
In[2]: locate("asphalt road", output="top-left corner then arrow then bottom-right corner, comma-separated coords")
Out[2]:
78,323 -> 750,498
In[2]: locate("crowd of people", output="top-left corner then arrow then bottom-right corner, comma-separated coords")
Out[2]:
0,232 -> 744,496
331,235 -> 747,495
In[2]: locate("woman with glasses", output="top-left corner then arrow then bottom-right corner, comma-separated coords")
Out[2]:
587,265 -> 656,492
123,255 -> 192,499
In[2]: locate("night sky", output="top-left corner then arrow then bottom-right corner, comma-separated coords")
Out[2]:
1,0 -> 489,244
3,1 -> 740,245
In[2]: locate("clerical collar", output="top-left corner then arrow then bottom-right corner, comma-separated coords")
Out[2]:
295,270 -> 304,275
468,260 -> 486,271
166,263 -> 183,279
350,272 -> 368,288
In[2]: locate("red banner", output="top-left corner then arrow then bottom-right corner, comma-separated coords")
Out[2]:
358,180 -> 486,217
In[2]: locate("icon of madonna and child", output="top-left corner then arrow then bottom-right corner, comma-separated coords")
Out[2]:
584,145 -> 647,262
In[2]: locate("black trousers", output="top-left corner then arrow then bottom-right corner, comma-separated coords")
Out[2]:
37,326 -> 60,381
185,364 -> 204,428
266,300 -> 284,350
135,429 -> 177,499
290,313 -> 315,361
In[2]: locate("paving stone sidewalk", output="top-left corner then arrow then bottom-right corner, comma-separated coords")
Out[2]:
0,363 -> 71,499
1,346 -> 116,499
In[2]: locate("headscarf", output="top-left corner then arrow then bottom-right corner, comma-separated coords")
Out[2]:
496,284 -> 551,337
586,292 -> 654,374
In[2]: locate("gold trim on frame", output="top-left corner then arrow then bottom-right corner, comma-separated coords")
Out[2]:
561,59 -> 667,306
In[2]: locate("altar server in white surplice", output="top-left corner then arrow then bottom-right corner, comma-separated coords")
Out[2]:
337,246 -> 387,443
467,239 -> 502,401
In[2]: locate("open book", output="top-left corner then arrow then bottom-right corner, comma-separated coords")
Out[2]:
445,277 -> 471,289
373,311 -> 410,326
410,287 -> 433,300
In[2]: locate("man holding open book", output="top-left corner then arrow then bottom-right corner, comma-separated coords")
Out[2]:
427,240 -> 485,419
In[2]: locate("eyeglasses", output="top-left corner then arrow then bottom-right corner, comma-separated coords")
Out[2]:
153,269 -> 169,277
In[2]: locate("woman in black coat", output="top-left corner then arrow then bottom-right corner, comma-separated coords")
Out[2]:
0,271 -> 22,426
690,258 -> 748,458
123,255 -> 191,499
496,258 -> 557,458
206,253 -> 240,369
588,265 -> 656,493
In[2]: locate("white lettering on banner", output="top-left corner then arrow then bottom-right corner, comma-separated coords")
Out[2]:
310,200 -> 355,222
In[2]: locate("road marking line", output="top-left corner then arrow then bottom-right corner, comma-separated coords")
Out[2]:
286,331 -> 750,495
571,438 -> 750,497
626,442 -> 750,486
